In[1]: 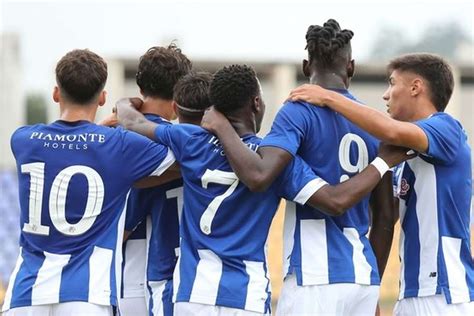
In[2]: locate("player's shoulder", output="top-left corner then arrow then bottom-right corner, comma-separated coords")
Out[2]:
427,112 -> 461,127
11,123 -> 47,142
168,123 -> 207,137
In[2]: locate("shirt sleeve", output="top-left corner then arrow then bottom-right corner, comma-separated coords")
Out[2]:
124,187 -> 148,231
10,126 -> 29,159
276,155 -> 328,205
415,114 -> 463,165
154,124 -> 195,161
260,101 -> 310,157
120,129 -> 176,182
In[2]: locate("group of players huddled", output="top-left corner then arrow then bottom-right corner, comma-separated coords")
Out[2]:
2,18 -> 473,316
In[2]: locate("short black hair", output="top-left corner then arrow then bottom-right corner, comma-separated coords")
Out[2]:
173,71 -> 212,115
55,49 -> 107,105
388,53 -> 454,112
136,44 -> 192,99
210,65 -> 259,115
305,19 -> 354,69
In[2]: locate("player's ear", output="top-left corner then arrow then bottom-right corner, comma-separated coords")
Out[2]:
253,96 -> 261,113
411,78 -> 423,97
172,100 -> 178,114
302,59 -> 310,77
53,86 -> 60,103
347,59 -> 355,78
98,90 -> 107,107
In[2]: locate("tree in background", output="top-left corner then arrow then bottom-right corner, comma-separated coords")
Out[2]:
26,93 -> 47,125
369,22 -> 471,63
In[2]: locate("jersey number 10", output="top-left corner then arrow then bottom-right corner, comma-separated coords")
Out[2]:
21,162 -> 104,236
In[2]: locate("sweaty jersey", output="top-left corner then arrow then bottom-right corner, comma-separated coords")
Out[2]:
260,89 -> 380,287
2,120 -> 175,312
154,124 -> 325,313
393,112 -> 474,304
122,114 -> 182,301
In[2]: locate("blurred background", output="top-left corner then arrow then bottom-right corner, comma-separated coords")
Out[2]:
1,0 -> 473,314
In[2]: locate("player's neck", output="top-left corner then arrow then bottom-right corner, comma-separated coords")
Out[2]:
226,115 -> 256,137
140,96 -> 176,121
410,98 -> 439,121
59,102 -> 97,123
309,72 -> 348,90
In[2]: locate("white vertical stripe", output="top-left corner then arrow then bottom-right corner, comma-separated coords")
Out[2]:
442,236 -> 470,303
113,192 -> 129,307
89,246 -> 113,305
148,280 -> 167,316
398,198 -> 407,300
1,248 -> 24,312
189,249 -> 222,305
243,260 -> 268,313
122,239 -> 147,298
343,228 -> 372,285
409,159 -> 438,296
282,202 -> 296,276
31,251 -> 71,305
300,219 -> 329,285
172,250 -> 181,302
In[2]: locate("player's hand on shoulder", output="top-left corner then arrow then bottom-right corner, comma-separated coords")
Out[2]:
201,106 -> 230,134
378,142 -> 417,167
115,97 -> 144,111
287,84 -> 329,106
98,112 -> 118,127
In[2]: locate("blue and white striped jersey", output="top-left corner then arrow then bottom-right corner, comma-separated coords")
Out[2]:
394,112 -> 474,304
260,90 -> 380,287
121,221 -> 147,299
2,120 -> 174,312
121,114 -> 182,303
154,123 -> 325,313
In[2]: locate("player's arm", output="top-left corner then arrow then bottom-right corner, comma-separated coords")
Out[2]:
305,143 -> 414,218
368,173 -> 395,278
288,84 -> 428,153
201,107 -> 293,192
133,167 -> 182,189
116,97 -> 159,140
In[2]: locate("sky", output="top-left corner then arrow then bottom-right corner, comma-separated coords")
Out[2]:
1,0 -> 473,94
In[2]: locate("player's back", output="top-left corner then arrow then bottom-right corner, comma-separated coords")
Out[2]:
155,123 -> 319,313
3,120 -> 173,311
260,89 -> 380,287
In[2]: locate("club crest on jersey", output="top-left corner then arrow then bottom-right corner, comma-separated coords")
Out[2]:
399,178 -> 410,196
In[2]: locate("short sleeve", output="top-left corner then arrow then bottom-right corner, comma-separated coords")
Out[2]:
415,113 -> 463,165
260,101 -> 309,157
276,155 -> 328,205
124,187 -> 148,231
10,126 -> 29,159
121,129 -> 175,182
154,124 -> 197,161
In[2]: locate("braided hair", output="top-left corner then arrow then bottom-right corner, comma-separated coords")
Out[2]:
305,19 -> 354,68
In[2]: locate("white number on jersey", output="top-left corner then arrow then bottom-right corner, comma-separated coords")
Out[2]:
166,187 -> 184,257
21,162 -> 105,236
338,133 -> 369,182
200,169 -> 239,235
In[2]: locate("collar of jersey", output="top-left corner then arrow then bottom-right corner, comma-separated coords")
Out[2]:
54,119 -> 92,126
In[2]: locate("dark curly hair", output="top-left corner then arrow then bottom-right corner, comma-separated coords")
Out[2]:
173,71 -> 212,115
55,49 -> 107,105
210,65 -> 259,115
388,53 -> 454,112
305,19 -> 353,68
136,44 -> 192,99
